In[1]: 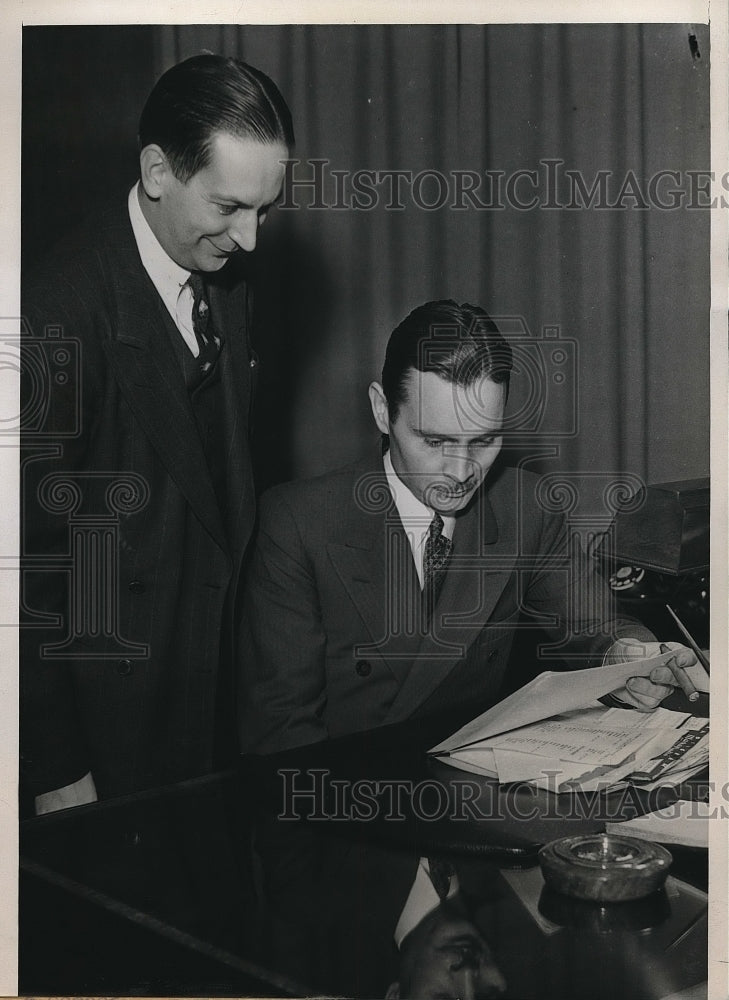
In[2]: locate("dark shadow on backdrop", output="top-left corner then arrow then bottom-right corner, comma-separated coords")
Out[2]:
248,219 -> 335,493
22,26 -> 156,273
21,24 -> 335,490
159,22 -> 711,493
23,23 -> 711,497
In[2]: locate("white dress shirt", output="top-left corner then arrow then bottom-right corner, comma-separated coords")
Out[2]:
127,182 -> 200,356
383,450 -> 455,587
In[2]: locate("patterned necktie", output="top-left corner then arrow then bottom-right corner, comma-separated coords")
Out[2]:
423,513 -> 453,594
187,272 -> 222,376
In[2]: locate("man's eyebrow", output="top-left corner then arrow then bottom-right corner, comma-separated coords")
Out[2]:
470,429 -> 501,439
208,194 -> 282,209
208,193 -> 247,206
413,428 -> 501,441
413,429 -> 458,441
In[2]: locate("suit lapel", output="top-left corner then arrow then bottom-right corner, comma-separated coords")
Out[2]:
324,458 -> 518,703
325,459 -> 424,686
383,484 -> 515,725
103,236 -> 228,553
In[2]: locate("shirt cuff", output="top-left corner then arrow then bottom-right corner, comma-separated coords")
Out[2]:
35,771 -> 97,815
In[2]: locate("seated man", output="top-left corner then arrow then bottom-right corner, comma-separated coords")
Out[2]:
239,300 -> 696,754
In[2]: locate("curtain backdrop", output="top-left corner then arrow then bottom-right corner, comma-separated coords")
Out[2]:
157,24 -> 709,505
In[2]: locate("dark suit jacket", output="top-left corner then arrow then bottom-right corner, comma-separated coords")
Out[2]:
21,201 -> 257,798
239,451 -> 654,754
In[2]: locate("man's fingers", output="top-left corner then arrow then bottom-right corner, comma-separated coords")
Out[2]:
626,676 -> 673,704
649,666 -> 678,686
661,642 -> 698,669
618,690 -> 658,713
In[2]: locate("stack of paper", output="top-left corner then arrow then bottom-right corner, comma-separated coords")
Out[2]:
433,704 -> 708,792
430,654 -> 710,793
606,800 -> 711,848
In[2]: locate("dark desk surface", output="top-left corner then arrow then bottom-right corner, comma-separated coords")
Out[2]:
243,701 -> 710,861
21,715 -> 708,999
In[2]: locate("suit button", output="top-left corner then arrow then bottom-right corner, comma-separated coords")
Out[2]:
128,580 -> 145,595
117,659 -> 134,676
487,649 -> 498,662
355,659 -> 372,677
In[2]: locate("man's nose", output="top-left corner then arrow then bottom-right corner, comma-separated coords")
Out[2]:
458,967 -> 478,1000
442,448 -> 476,483
475,961 -> 507,998
455,964 -> 507,999
228,213 -> 259,253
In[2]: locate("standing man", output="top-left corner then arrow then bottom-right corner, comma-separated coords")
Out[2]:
21,54 -> 294,812
239,300 -> 698,754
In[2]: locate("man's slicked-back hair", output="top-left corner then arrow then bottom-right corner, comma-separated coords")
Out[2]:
138,53 -> 295,182
381,299 -> 513,423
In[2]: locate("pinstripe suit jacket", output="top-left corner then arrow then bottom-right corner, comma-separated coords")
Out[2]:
21,202 -> 257,798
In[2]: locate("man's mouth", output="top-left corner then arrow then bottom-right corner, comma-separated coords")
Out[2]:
426,483 -> 476,509
444,484 -> 475,499
207,239 -> 237,255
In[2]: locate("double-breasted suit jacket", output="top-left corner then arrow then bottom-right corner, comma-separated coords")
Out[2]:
239,451 -> 653,754
21,202 -> 258,799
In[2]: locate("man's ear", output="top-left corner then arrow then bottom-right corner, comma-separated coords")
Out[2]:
368,381 -> 390,437
139,144 -> 171,200
384,982 -> 400,1000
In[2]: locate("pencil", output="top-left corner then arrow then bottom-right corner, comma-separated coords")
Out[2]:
659,642 -> 699,704
665,604 -> 711,674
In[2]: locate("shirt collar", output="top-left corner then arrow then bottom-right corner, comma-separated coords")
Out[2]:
394,859 -> 460,949
383,450 -> 455,540
127,182 -> 191,311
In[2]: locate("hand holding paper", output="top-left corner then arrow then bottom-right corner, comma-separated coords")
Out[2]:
604,639 -> 702,711
429,649 -> 709,794
431,647 -> 709,754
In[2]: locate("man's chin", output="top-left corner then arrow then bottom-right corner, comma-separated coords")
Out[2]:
192,257 -> 228,273
197,242 -> 238,270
